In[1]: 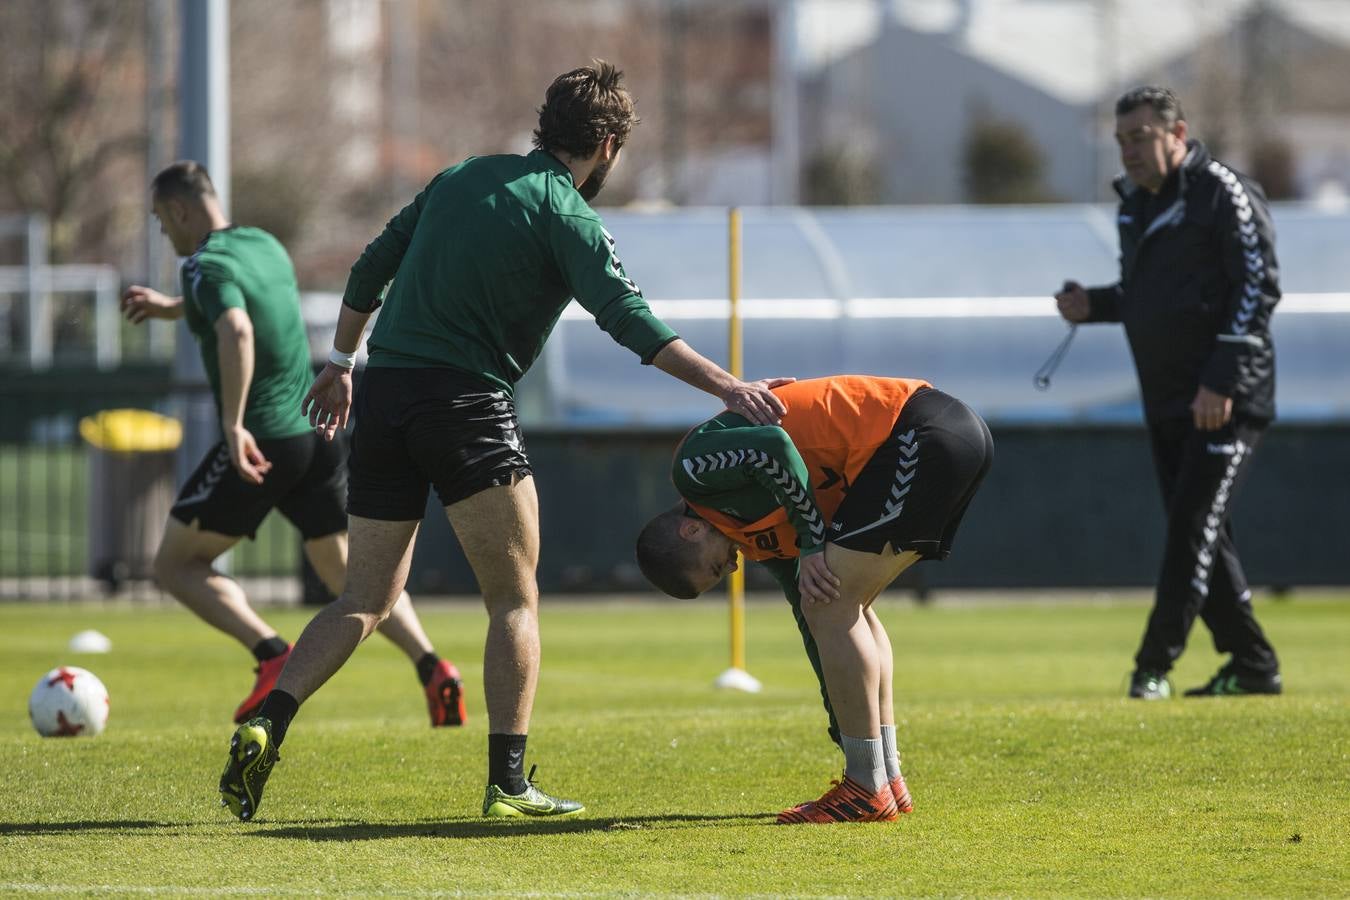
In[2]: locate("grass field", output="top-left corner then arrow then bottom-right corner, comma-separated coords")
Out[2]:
2,593 -> 1347,897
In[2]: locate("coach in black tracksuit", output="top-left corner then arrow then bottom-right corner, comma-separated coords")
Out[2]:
1056,86 -> 1282,699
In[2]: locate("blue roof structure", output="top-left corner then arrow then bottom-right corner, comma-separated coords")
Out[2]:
517,204 -> 1350,426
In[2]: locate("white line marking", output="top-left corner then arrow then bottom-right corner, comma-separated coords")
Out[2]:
559,293 -> 1350,320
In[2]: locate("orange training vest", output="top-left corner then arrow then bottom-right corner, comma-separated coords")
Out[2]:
683,375 -> 930,560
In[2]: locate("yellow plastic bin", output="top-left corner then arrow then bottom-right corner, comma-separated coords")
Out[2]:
79,409 -> 183,587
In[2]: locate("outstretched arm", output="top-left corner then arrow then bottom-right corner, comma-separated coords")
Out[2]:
551,211 -> 793,425
651,339 -> 791,426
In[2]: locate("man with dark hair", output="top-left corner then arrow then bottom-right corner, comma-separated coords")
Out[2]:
123,161 -> 466,729
637,376 -> 993,824
219,61 -> 791,821
1055,86 -> 1283,699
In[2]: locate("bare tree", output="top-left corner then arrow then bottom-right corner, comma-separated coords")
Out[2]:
0,1 -> 146,263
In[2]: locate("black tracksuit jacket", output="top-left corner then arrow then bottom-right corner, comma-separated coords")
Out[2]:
1086,140 -> 1280,424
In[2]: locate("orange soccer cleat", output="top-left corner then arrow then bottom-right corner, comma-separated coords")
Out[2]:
890,773 -> 914,814
425,658 -> 467,727
233,646 -> 292,724
776,775 -> 899,825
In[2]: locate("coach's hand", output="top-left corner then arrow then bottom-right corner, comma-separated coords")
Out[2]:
1190,385 -> 1233,431
1054,280 -> 1090,323
225,424 -> 272,485
798,551 -> 841,605
723,377 -> 794,426
303,363 -> 354,441
120,285 -> 183,323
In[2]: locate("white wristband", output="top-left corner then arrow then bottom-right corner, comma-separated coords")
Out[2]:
328,346 -> 357,370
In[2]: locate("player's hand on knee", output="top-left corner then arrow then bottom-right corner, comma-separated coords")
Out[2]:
798,552 -> 841,605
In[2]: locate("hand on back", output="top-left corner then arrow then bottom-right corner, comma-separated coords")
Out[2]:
723,377 -> 795,426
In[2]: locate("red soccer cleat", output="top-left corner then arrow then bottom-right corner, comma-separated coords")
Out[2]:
890,773 -> 914,814
425,659 -> 467,727
233,646 -> 291,724
776,775 -> 899,824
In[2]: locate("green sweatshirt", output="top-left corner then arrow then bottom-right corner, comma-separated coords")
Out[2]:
342,150 -> 678,394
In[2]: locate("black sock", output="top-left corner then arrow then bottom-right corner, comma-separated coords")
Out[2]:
415,652 -> 441,686
256,690 -> 300,747
488,733 -> 528,794
252,637 -> 289,662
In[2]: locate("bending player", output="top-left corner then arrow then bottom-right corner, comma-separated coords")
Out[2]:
123,161 -> 466,730
636,376 -> 993,824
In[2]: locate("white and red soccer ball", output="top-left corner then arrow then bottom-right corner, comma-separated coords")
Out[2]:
29,666 -> 110,737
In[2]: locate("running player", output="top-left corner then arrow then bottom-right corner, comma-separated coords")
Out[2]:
636,376 -> 993,823
123,161 -> 466,730
218,61 -> 790,822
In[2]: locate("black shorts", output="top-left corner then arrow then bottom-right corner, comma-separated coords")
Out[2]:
347,367 -> 533,521
829,387 -> 993,559
170,431 -> 348,540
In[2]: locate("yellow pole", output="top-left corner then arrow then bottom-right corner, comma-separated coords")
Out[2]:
727,207 -> 746,672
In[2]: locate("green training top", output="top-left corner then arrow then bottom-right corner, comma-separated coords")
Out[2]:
671,412 -> 827,558
181,226 -> 313,440
341,149 -> 678,393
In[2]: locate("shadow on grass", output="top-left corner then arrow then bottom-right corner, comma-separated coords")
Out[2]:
0,820 -> 193,836
0,816 -> 374,836
252,812 -> 773,841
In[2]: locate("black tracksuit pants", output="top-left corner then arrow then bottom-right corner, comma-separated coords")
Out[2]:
1133,416 -> 1280,677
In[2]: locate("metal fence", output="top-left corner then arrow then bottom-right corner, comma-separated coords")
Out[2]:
0,369 -> 307,603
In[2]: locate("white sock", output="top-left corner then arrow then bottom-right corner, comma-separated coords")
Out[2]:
880,724 -> 901,781
840,734 -> 887,792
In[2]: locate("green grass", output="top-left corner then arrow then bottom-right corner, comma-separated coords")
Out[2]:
1,593 -> 1347,897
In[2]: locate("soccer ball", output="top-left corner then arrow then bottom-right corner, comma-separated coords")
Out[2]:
29,666 -> 110,737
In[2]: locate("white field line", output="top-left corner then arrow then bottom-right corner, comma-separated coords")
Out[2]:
559,292 -> 1350,320
0,886 -> 775,899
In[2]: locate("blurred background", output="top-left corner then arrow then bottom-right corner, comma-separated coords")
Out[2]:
2,0 -> 1348,602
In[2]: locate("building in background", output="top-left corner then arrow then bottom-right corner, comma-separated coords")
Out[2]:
801,0 -> 1350,205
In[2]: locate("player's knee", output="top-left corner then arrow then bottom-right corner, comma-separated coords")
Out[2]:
481,578 -> 539,615
152,534 -> 193,585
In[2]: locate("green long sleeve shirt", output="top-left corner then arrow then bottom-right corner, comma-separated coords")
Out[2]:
341,150 -> 678,394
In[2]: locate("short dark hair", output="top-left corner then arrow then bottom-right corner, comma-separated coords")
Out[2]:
151,160 -> 216,202
532,60 -> 639,159
1115,86 -> 1184,127
635,507 -> 704,600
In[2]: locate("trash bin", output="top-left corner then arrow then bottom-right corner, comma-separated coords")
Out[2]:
79,409 -> 182,588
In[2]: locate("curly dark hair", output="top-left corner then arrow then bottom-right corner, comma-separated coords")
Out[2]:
532,60 -> 639,159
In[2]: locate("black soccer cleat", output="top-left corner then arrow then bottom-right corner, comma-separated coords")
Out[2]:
1184,664 -> 1282,697
1128,670 -> 1173,700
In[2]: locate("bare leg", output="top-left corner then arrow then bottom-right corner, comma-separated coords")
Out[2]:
154,518 -> 274,649
303,532 -> 435,661
444,477 -> 540,734
864,605 -> 895,728
274,515 -> 420,704
801,545 -> 919,738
